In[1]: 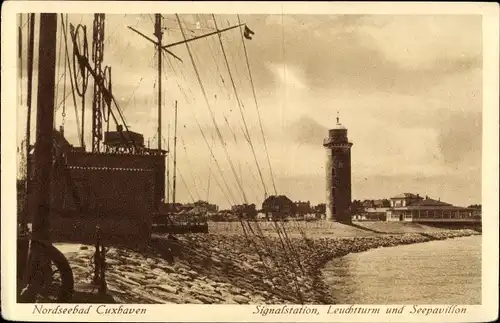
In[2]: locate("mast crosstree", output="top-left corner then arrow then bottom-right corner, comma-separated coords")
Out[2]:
127,15 -> 247,154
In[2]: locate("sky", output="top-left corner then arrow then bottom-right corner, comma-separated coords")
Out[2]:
16,13 -> 483,209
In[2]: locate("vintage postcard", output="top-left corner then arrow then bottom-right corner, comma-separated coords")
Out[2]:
1,1 -> 499,322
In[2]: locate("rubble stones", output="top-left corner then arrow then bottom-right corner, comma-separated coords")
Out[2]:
63,228 -> 479,304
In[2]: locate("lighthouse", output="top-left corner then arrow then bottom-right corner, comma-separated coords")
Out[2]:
323,113 -> 353,224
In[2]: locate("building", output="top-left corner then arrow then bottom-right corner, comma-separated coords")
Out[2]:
231,203 -> 257,220
361,199 -> 390,209
389,193 -> 423,207
323,115 -> 353,224
262,195 -> 295,219
313,203 -> 326,215
186,200 -> 219,213
386,193 -> 479,222
360,207 -> 389,221
294,200 -> 312,216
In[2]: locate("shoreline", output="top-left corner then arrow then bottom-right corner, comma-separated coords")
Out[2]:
61,227 -> 481,304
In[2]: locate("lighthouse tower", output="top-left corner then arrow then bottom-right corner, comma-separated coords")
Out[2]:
323,113 -> 353,224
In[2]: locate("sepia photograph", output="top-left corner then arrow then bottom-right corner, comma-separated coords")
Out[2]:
1,1 -> 498,322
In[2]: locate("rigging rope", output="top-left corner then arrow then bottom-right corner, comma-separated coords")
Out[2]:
206,133 -> 215,201
196,14 -> 230,99
71,23 -> 90,146
224,115 -> 263,201
62,27 -> 67,130
161,51 -> 238,205
102,66 -> 112,124
61,14 -> 82,145
212,15 -> 269,200
68,18 -> 137,154
237,14 -> 278,195
180,137 -> 202,201
174,18 -> 249,205
177,166 -> 196,204
234,15 -> 306,297
54,18 -> 64,124
173,17 -> 286,283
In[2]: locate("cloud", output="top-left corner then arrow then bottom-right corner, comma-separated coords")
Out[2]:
267,63 -> 308,90
286,115 -> 328,146
359,15 -> 482,71
240,14 -> 482,97
437,110 -> 482,166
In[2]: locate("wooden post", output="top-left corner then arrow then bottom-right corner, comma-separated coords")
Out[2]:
155,14 -> 163,151
19,13 -> 58,303
172,100 -> 178,205
32,13 -> 58,242
24,13 -> 35,228
166,123 -> 170,204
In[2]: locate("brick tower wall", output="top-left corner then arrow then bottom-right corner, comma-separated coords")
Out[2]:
324,128 -> 353,224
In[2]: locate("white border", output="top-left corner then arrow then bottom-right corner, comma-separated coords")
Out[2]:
1,1 -> 499,322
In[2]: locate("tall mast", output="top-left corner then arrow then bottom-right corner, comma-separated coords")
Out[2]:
206,134 -> 215,202
127,15 -> 246,152
24,13 -> 35,225
166,123 -> 170,204
18,15 -> 23,106
172,100 -> 178,205
32,13 -> 58,241
154,14 -> 163,151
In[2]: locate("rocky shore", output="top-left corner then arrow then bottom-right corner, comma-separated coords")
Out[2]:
64,228 -> 480,304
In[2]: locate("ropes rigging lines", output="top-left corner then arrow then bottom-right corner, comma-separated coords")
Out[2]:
175,14 -> 248,205
236,14 -> 278,195
177,165 -> 196,204
61,14 -> 83,145
167,16 -> 295,287
180,137 -> 202,201
212,15 -> 269,200
160,50 -> 239,206
223,114 -> 264,201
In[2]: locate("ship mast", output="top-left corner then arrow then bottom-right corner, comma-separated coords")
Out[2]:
172,100 -> 178,205
23,13 -> 35,227
154,14 -> 163,151
166,123 -> 170,203
127,15 -> 248,205
32,13 -> 58,242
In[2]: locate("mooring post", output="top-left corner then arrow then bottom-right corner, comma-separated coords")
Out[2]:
93,225 -> 101,286
19,13 -> 58,303
99,241 -> 107,295
93,224 -> 107,295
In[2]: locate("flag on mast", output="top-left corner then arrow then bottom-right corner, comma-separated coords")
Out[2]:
243,25 -> 255,40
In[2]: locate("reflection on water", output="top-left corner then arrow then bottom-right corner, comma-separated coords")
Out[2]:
323,235 -> 481,304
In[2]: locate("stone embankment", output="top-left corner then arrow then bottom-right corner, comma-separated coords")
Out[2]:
64,229 -> 480,304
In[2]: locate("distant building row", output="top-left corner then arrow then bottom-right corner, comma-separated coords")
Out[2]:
230,196 -> 326,220
158,196 -> 326,222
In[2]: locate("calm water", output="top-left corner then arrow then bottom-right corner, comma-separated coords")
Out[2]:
323,235 -> 481,304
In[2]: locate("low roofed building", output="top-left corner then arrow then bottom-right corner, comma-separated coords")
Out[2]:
386,193 -> 478,222
262,195 -> 295,219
